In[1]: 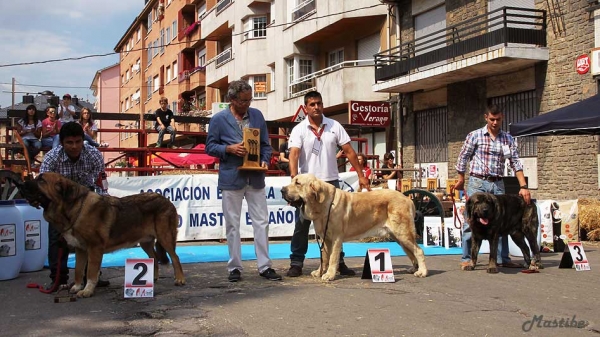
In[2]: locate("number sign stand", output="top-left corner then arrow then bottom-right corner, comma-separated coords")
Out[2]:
361,249 -> 395,282
559,242 -> 591,271
124,258 -> 155,298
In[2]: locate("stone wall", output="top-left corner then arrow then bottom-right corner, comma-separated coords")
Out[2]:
535,0 -> 599,199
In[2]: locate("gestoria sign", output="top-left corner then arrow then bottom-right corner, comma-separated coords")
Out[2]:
348,101 -> 391,127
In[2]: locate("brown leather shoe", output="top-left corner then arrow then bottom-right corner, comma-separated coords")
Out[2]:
286,265 -> 302,277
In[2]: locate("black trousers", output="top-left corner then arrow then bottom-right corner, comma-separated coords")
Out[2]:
48,225 -> 69,282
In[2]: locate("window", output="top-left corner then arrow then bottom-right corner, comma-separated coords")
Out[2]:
146,76 -> 153,99
167,0 -> 172,5
121,74 -> 124,85
166,27 -> 171,44
173,61 -> 178,78
125,98 -> 130,111
125,70 -> 130,82
270,65 -> 275,91
153,40 -> 159,57
135,89 -> 140,104
160,29 -> 165,54
148,12 -> 153,31
415,107 -> 448,163
197,2 -> 207,20
171,20 -> 177,41
244,16 -> 267,40
198,48 -> 206,67
328,49 -> 344,67
137,28 -> 141,42
166,66 -> 172,83
248,75 -> 267,99
172,101 -> 178,113
147,44 -> 152,65
153,75 -> 160,92
286,56 -> 314,97
135,59 -> 141,73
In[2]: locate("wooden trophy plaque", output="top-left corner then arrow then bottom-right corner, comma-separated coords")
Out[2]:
238,128 -> 268,171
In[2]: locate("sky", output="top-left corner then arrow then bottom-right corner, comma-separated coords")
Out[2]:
0,0 -> 143,108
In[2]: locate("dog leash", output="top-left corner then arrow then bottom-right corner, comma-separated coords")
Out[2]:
316,189 -> 336,276
26,239 -> 66,294
449,188 -> 463,230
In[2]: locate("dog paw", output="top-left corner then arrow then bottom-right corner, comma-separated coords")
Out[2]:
413,269 -> 427,278
69,284 -> 83,294
76,289 -> 94,298
407,266 -> 417,274
321,273 -> 336,282
311,270 -> 322,278
487,267 -> 499,274
174,277 -> 186,286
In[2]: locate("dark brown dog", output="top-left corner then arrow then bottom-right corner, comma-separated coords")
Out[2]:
17,172 -> 185,297
466,192 -> 542,273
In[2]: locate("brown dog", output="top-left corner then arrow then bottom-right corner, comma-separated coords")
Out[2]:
466,192 -> 542,273
281,174 -> 427,281
17,172 -> 185,297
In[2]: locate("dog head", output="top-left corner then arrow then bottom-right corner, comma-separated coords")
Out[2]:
18,172 -> 86,209
466,192 -> 497,227
281,174 -> 332,220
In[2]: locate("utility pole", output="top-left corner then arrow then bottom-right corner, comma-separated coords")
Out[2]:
11,77 -> 15,108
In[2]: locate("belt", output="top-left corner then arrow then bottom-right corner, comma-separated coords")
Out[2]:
469,173 -> 502,182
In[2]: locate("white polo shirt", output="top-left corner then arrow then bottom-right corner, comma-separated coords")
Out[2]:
288,116 -> 351,181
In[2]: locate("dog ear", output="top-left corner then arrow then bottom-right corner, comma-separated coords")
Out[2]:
55,179 -> 75,201
309,180 -> 326,204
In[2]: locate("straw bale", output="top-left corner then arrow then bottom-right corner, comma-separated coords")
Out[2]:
578,199 -> 600,241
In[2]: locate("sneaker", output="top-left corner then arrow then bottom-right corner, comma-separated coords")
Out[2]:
286,265 -> 303,277
260,268 -> 283,281
228,269 -> 241,282
338,263 -> 356,276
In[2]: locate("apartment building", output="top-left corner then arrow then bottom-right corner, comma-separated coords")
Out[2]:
373,0 -> 600,199
114,0 -> 394,158
90,63 -> 120,165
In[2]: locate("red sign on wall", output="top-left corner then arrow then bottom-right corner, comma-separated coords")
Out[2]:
576,54 -> 590,75
348,101 -> 391,127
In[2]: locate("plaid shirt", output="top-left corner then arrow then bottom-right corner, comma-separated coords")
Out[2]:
40,144 -> 105,190
455,125 -> 523,177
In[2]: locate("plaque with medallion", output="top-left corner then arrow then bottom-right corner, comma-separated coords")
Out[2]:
238,128 -> 268,171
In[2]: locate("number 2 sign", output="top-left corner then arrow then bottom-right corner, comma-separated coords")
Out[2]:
361,249 -> 395,283
124,258 -> 155,298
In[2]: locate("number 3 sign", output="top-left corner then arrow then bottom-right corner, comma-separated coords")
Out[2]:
124,258 -> 155,298
361,249 -> 395,282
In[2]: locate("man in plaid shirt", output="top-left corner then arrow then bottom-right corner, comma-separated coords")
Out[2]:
454,104 -> 531,271
40,122 -> 109,292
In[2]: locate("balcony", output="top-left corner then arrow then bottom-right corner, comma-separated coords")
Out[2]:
292,0 -> 315,22
215,48 -> 232,68
206,48 -> 234,87
374,7 -> 549,93
178,66 -> 206,93
282,59 -> 388,117
180,21 -> 202,49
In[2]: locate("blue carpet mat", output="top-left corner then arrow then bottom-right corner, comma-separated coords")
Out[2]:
62,242 -> 461,268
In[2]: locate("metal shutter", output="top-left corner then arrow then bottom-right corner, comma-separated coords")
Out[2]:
358,33 -> 381,65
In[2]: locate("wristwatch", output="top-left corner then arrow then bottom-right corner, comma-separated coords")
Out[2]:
520,185 -> 528,189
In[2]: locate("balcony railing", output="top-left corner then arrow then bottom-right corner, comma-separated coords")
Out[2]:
375,7 -> 547,83
292,0 -> 315,22
216,0 -> 232,15
288,59 -> 373,98
215,48 -> 233,68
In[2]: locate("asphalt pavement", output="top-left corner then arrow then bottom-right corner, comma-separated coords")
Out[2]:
1,241 -> 599,337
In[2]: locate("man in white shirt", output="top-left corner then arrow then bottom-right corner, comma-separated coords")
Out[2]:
286,90 -> 370,277
58,93 -> 76,124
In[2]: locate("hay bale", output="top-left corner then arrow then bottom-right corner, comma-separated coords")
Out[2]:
578,198 -> 600,241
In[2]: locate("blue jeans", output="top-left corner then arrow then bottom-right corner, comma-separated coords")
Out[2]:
461,176 -> 511,264
23,138 -> 41,160
41,135 -> 60,149
156,125 -> 176,147
84,134 -> 99,147
290,180 -> 346,267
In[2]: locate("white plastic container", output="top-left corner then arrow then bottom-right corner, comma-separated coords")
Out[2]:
0,200 -> 24,280
15,199 -> 48,272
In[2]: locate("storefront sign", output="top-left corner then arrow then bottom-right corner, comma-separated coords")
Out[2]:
349,101 -> 391,127
576,54 -> 590,75
254,82 -> 267,93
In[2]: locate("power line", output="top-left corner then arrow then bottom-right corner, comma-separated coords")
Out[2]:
0,3 -> 385,68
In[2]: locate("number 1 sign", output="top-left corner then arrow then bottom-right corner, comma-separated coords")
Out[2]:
124,258 -> 155,298
361,249 -> 395,282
